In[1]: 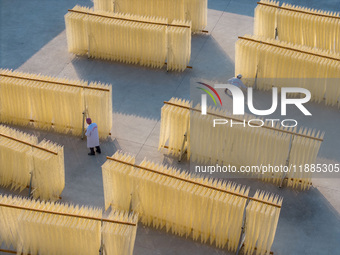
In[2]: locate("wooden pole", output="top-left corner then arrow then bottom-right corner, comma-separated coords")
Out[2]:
0,73 -> 110,92
238,36 -> 340,62
0,133 -> 58,155
0,202 -> 137,226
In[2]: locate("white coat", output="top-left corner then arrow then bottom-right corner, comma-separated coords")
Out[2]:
85,123 -> 100,148
228,77 -> 247,90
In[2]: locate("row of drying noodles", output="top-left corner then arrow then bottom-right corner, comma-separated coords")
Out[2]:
0,194 -> 138,255
93,0 -> 207,32
235,35 -> 340,107
158,98 -> 324,190
0,69 -> 112,138
254,0 -> 340,53
102,151 -> 283,255
0,125 -> 65,200
65,6 -> 191,72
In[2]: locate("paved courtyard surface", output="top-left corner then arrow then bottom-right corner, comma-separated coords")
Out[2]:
1,0 -> 340,254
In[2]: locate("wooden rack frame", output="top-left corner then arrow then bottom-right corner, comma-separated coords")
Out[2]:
68,9 -> 191,28
238,36 -> 340,62
106,155 -> 279,255
257,1 -> 340,20
106,156 -> 282,208
163,101 -> 324,142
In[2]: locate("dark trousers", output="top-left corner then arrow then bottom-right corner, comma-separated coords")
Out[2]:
90,146 -> 101,154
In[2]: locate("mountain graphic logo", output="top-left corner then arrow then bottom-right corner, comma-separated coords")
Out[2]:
196,82 -> 222,106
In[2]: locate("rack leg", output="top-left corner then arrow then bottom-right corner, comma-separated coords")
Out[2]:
167,28 -> 169,72
253,64 -> 259,89
279,172 -> 288,188
99,243 -> 105,255
236,199 -> 249,255
279,135 -> 294,188
178,132 -> 187,162
28,172 -> 33,198
236,234 -> 246,255
129,193 -> 133,212
99,219 -> 105,255
275,27 -> 278,39
81,111 -> 86,140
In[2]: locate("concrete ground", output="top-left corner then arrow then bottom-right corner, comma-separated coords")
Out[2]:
1,0 -> 340,254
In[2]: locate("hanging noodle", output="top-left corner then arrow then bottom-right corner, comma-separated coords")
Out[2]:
244,191 -> 283,255
102,210 -> 138,255
65,6 -> 191,72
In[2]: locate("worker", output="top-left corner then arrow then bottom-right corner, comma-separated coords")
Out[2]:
225,74 -> 247,95
85,118 -> 101,156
